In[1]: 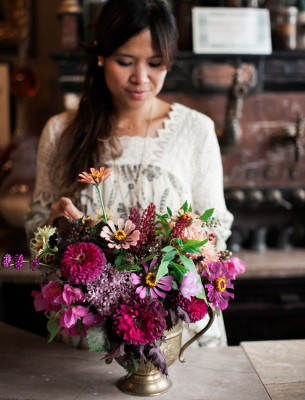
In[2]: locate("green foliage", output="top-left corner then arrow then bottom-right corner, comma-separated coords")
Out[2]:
199,208 -> 214,222
47,318 -> 60,343
86,324 -> 110,353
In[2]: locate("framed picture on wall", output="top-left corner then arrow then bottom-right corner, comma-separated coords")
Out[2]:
0,0 -> 31,48
192,7 -> 272,55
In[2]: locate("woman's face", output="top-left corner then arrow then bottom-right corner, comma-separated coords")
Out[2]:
99,29 -> 168,111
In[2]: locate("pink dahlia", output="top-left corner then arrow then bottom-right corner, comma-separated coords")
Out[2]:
203,261 -> 234,310
100,218 -> 140,250
60,242 -> 106,284
131,257 -> 173,299
176,294 -> 208,323
180,271 -> 202,300
112,297 -> 167,345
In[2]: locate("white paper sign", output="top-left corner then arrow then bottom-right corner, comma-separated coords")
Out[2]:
192,7 -> 272,55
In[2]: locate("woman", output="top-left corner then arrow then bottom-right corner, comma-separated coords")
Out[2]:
25,0 -> 233,347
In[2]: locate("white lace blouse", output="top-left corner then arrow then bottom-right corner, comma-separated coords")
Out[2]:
25,102 -> 233,348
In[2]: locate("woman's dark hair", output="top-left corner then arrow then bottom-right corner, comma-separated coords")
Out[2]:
57,0 -> 177,189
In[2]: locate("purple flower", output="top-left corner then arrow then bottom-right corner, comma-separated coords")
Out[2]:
14,254 -> 23,269
85,263 -> 134,316
180,271 -> 202,300
60,242 -> 106,284
59,306 -> 103,337
1,254 -> 11,268
202,262 -> 234,310
131,257 -> 174,299
30,258 -> 40,271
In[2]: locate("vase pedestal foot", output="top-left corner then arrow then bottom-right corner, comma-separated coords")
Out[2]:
117,371 -> 172,396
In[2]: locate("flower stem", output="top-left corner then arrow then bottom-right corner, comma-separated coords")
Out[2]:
96,184 -> 108,222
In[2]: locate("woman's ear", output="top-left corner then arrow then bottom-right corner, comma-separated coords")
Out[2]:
97,56 -> 104,67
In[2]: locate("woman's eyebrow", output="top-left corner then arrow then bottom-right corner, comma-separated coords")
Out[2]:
114,52 -> 162,59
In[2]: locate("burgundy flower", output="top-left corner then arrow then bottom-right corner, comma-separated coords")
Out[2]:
112,297 -> 167,345
176,294 -> 208,323
60,242 -> 106,284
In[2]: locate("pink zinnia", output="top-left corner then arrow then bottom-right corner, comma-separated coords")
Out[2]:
176,294 -> 208,323
100,218 -> 140,250
131,257 -> 173,299
203,261 -> 234,310
78,166 -> 112,185
60,242 -> 106,284
112,297 -> 167,345
180,271 -> 202,300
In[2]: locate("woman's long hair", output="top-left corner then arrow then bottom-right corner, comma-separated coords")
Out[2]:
55,0 -> 177,189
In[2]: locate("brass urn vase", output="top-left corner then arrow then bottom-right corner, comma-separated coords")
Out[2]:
115,307 -> 215,396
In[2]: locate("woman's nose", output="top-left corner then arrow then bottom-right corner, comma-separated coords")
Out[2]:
130,65 -> 149,84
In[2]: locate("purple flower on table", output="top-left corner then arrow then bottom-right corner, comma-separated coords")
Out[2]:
180,271 -> 202,300
202,261 -> 234,310
1,254 -> 11,268
30,257 -> 40,271
131,257 -> 174,299
14,254 -> 23,269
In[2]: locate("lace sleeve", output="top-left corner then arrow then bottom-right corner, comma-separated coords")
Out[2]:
24,113 -> 71,238
190,114 -> 233,250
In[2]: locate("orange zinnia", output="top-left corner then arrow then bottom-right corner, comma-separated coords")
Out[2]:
78,167 -> 112,185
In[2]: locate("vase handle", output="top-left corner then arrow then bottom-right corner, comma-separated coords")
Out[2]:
178,306 -> 215,363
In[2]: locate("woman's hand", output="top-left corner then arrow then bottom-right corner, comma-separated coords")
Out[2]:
45,197 -> 83,226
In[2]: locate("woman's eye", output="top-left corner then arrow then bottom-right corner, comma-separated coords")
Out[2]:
149,62 -> 162,68
117,60 -> 132,66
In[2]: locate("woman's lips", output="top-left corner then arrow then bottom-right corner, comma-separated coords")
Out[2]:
126,90 -> 149,100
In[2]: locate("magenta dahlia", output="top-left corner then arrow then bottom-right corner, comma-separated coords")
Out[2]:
176,294 -> 208,323
60,242 -> 106,284
203,261 -> 234,310
112,297 -> 167,345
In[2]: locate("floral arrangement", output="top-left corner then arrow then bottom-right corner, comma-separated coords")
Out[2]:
1,167 -> 245,376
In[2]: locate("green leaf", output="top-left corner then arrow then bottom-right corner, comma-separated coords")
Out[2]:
155,260 -> 170,281
178,254 -> 197,273
170,261 -> 188,283
86,324 -> 110,353
181,246 -> 202,254
161,220 -> 171,237
47,318 -> 60,343
161,245 -> 175,253
196,284 -> 207,302
188,203 -> 193,212
166,207 -> 172,217
182,239 -> 209,247
181,200 -> 188,212
115,255 -> 126,267
199,208 -> 214,222
162,250 -> 177,262
142,254 -> 159,263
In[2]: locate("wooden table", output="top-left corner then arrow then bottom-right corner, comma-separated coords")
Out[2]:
0,322 -> 304,400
